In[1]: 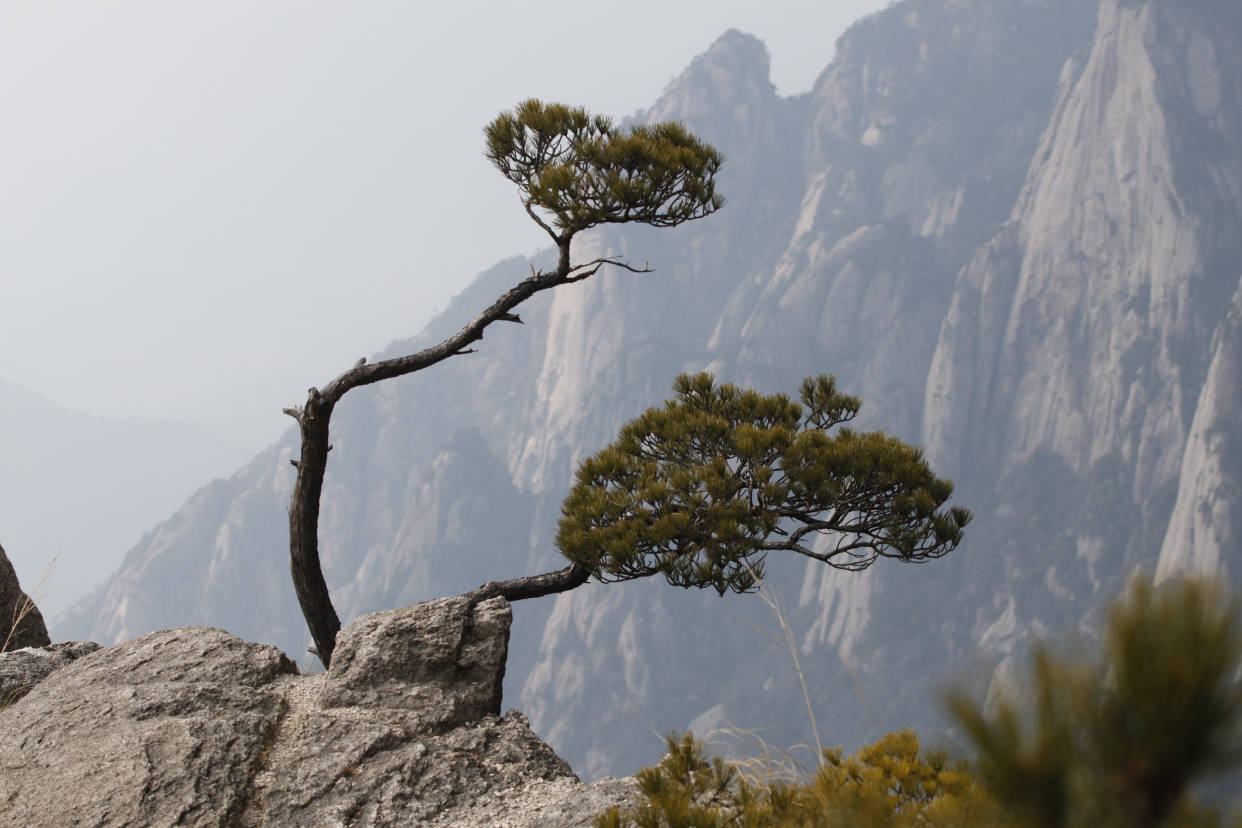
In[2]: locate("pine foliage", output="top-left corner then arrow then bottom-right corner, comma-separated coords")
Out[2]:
596,576 -> 1242,827
948,574 -> 1242,827
484,99 -> 724,236
557,373 -> 972,594
594,730 -> 998,827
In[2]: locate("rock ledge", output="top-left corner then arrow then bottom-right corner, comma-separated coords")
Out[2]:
0,596 -> 637,826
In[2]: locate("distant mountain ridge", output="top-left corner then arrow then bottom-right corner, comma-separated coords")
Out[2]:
0,378 -> 247,618
61,0 -> 1242,778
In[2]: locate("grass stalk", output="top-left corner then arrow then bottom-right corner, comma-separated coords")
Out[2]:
744,563 -> 824,762
2,554 -> 57,653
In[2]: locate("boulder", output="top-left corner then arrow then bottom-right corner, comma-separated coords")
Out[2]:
0,626 -> 296,825
0,640 -> 100,707
320,595 -> 510,731
0,597 -> 638,826
0,543 -> 50,652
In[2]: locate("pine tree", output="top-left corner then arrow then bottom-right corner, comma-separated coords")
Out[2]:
595,730 -> 998,827
557,373 -> 971,594
284,100 -> 969,670
285,100 -> 724,666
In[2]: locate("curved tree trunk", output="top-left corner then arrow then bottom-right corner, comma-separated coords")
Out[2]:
284,238 -> 639,668
284,102 -> 723,668
287,389 -> 340,665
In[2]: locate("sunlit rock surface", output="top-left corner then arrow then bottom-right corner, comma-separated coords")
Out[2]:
3,601 -> 636,826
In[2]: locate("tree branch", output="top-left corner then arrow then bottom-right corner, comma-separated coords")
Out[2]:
524,200 -> 560,244
565,256 -> 653,284
758,536 -> 885,569
464,561 -> 592,605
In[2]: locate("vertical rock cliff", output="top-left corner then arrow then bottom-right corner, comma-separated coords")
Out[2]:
61,0 -> 1242,778
1157,282 -> 1242,581
924,0 -> 1242,636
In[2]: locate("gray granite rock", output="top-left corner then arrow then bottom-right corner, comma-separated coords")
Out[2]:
320,595 -> 511,732
0,598 -> 627,826
0,626 -> 296,826
0,641 -> 100,708
0,543 -> 49,653
241,679 -> 581,827
513,776 -> 643,827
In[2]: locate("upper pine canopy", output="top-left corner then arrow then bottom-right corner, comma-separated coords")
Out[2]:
556,373 -> 973,595
484,99 -> 724,237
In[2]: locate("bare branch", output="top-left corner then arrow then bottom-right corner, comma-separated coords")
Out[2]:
569,256 -> 653,277
524,200 -> 560,243
311,243 -> 578,406
564,255 -> 654,285
464,561 -> 592,605
563,265 -> 603,285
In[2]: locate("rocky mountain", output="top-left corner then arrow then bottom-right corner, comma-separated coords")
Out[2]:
59,0 -> 1242,779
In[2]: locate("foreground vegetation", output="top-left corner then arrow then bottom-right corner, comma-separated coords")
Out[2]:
596,729 -> 998,827
598,574 -> 1242,827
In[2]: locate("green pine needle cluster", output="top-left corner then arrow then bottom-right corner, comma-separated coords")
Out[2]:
599,732 -> 739,828
556,372 -> 972,594
947,574 -> 1242,828
485,99 -> 724,236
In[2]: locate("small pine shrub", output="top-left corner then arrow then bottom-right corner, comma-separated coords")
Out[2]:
948,573 -> 1242,827
595,730 -> 998,827
602,574 -> 1242,827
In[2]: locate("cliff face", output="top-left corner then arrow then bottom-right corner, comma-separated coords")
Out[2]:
1157,281 -> 1242,581
62,0 -> 1242,778
922,0 -> 1242,639
926,0 -> 1242,497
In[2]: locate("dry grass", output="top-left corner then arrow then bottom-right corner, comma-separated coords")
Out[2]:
1,595 -> 37,654
699,564 -> 876,789
744,564 -> 824,760
1,554 -> 57,654
703,724 -> 818,788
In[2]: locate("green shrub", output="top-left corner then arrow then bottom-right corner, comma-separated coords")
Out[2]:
595,730 -> 998,827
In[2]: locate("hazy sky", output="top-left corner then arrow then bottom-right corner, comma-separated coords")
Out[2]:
2,1 -> 888,459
